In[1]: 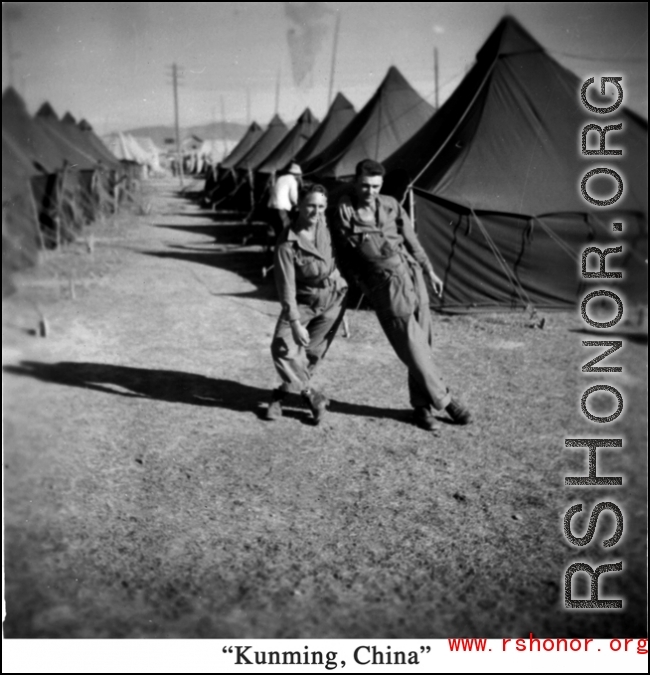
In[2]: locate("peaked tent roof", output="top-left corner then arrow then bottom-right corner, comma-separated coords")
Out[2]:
384,16 -> 647,217
303,66 -> 434,179
256,108 -> 319,174
77,119 -> 122,168
61,111 -> 118,167
383,17 -> 647,312
2,88 -> 70,173
235,114 -> 289,171
294,92 -> 356,165
102,132 -> 151,164
35,102 -> 99,170
220,121 -> 264,170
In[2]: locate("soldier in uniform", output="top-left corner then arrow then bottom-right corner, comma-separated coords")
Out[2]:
266,184 -> 348,424
332,159 -> 471,432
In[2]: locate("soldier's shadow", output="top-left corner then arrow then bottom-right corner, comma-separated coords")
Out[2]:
4,361 -> 412,425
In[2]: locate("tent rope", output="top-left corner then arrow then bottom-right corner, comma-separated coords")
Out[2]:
409,58 -> 499,189
470,207 -> 532,309
531,215 -> 577,260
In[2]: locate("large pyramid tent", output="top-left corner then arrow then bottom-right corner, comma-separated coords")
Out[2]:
2,129 -> 41,296
384,17 -> 648,312
220,121 -> 264,171
303,66 -> 434,179
294,92 -> 356,166
2,88 -> 70,173
235,114 -> 289,172
77,119 -> 121,169
215,114 -> 290,212
35,102 -> 98,170
256,108 -> 319,175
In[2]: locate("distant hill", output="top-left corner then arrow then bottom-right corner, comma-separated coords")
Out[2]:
123,122 -> 250,149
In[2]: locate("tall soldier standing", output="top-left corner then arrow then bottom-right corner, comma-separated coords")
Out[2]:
333,159 -> 472,432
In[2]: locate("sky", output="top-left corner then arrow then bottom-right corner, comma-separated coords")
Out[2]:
2,2 -> 648,134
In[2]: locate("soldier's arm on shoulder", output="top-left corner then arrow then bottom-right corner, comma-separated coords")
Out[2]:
330,196 -> 358,284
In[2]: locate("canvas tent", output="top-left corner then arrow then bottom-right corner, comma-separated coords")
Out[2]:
256,108 -> 319,175
133,136 -> 163,174
203,121 -> 264,207
2,89 -> 124,293
35,103 -> 99,171
2,129 -> 41,297
3,91 -> 111,248
302,66 -> 434,180
2,88 -> 68,174
384,17 -> 648,312
218,114 -> 289,212
61,112 -> 111,165
36,103 -> 113,224
77,119 -> 122,169
235,114 -> 289,173
220,121 -> 263,171
294,92 -> 356,166
102,132 -> 149,175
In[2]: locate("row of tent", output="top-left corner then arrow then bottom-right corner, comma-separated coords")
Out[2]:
2,88 -> 150,297
103,132 -> 163,176
203,17 -> 648,313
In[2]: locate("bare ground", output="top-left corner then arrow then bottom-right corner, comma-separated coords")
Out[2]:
2,177 -> 647,638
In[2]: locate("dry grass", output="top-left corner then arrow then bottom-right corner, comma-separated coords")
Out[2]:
3,178 -> 647,638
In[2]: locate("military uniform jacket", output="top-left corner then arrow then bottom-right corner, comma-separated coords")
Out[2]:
274,216 -> 348,323
334,193 -> 433,319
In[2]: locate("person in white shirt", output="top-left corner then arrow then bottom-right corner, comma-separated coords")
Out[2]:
267,162 -> 302,239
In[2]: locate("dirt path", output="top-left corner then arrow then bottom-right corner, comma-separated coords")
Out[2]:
3,178 -> 647,638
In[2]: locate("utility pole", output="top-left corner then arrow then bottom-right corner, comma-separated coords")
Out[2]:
327,12 -> 341,108
220,95 -> 227,162
434,47 -> 439,110
166,63 -> 184,187
274,67 -> 281,115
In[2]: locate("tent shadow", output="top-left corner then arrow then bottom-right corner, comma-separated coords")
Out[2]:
141,248 -> 278,303
4,361 -> 416,425
154,221 -> 268,245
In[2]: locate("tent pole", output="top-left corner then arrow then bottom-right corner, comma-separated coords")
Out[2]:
275,67 -> 281,115
172,63 -> 184,188
409,188 -> 416,232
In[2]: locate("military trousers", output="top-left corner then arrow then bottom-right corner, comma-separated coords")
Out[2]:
271,288 -> 347,394
373,264 -> 452,411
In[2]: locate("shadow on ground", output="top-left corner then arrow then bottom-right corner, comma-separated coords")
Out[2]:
154,221 -> 269,246
142,247 -> 276,302
4,361 -> 414,425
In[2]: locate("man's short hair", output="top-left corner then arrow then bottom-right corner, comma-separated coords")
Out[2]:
298,183 -> 328,202
355,159 -> 385,179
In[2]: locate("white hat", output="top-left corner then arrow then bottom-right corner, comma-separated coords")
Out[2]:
288,162 -> 302,175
